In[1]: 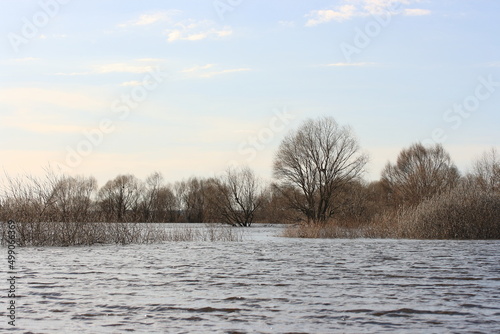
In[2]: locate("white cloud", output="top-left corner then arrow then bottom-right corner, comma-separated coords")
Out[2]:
118,10 -> 180,28
403,8 -> 432,16
95,63 -> 154,74
136,58 -> 166,63
53,59 -> 167,76
117,11 -> 232,43
323,62 -> 377,67
306,5 -> 357,26
165,20 -> 232,42
12,57 -> 40,62
0,88 -> 106,112
54,72 -> 91,76
2,116 -> 84,134
181,64 -> 215,73
484,61 -> 500,68
120,81 -> 143,87
201,68 -> 251,78
305,0 -> 431,26
362,0 -> 409,15
181,64 -> 251,78
1,57 -> 41,64
38,33 -> 67,39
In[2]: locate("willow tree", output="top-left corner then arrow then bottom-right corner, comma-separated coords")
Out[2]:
273,117 -> 368,224
381,143 -> 460,207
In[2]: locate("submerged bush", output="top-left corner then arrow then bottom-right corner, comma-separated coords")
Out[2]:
398,185 -> 500,239
0,222 -> 242,247
282,220 -> 395,239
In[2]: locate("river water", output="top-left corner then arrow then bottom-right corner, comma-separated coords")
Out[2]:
3,225 -> 500,333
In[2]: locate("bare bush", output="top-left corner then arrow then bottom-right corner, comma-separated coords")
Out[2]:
282,221 -> 375,239
0,222 -> 243,246
1,168 -> 61,224
469,148 -> 500,193
397,185 -> 500,239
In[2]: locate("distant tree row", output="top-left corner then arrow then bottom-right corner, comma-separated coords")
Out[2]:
0,167 -> 266,227
1,116 -> 498,239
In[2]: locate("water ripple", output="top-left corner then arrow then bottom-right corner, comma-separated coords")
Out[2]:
10,226 -> 500,333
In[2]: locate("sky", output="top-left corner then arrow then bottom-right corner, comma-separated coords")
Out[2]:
1,0 -> 499,186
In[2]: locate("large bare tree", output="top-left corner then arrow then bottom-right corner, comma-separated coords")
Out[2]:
273,117 -> 368,223
381,143 -> 460,207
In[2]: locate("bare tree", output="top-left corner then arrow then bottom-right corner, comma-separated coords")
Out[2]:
175,177 -> 206,222
470,148 -> 500,193
155,185 -> 179,222
273,117 -> 368,223
51,175 -> 98,222
98,174 -> 142,222
206,167 -> 263,227
140,172 -> 164,222
381,143 -> 460,207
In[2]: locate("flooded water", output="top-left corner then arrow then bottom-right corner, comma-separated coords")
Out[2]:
4,225 -> 500,333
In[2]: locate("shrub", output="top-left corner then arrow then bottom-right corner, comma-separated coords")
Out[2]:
282,220 -> 383,239
0,222 -> 243,247
398,185 -> 500,239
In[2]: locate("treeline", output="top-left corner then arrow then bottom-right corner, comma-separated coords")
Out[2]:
1,116 -> 499,243
0,166 -> 259,245
0,168 -> 269,226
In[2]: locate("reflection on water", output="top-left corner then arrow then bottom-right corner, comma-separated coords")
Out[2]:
8,225 -> 500,333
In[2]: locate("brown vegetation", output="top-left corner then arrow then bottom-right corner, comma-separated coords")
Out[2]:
397,184 -> 500,239
1,117 -> 498,244
283,142 -> 499,240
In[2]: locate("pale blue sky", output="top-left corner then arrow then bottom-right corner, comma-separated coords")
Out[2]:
1,0 -> 499,185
